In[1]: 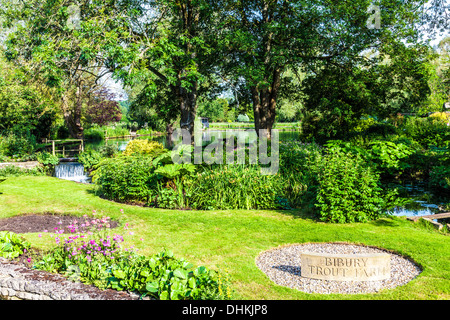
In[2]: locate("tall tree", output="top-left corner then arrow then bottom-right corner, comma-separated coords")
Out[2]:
220,0 -> 434,138
111,0 -> 220,143
2,0 -> 125,138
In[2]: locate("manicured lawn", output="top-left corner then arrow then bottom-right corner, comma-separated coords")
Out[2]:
0,176 -> 449,300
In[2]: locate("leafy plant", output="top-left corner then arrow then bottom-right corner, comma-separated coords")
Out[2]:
315,149 -> 384,223
78,149 -> 104,171
34,213 -> 231,300
187,165 -> 284,210
92,156 -> 158,204
0,231 -> 31,259
36,151 -> 60,166
123,139 -> 166,158
278,141 -> 323,209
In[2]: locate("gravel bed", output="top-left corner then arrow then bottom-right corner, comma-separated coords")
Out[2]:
255,243 -> 422,295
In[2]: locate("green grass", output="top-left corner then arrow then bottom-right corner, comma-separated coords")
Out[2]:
0,176 -> 449,300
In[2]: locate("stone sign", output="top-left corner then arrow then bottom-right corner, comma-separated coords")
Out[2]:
300,252 -> 390,281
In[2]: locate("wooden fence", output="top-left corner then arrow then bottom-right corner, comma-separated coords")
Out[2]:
44,139 -> 84,158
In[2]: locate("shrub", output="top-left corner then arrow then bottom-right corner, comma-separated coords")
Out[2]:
83,126 -> 105,141
78,149 -> 104,171
123,139 -> 166,158
153,163 -> 197,209
92,156 -> 158,204
278,141 -> 323,208
366,140 -> 414,177
402,116 -> 450,148
315,148 -> 384,223
0,231 -> 31,259
0,133 -> 36,157
236,114 -> 250,122
36,151 -> 60,166
0,165 -> 46,177
429,165 -> 450,196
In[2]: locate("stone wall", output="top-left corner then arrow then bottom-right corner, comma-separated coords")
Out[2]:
0,162 -> 41,170
0,258 -> 140,300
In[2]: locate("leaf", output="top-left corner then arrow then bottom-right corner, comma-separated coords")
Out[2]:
174,268 -> 188,279
160,290 -> 169,300
145,281 -> 159,293
113,269 -> 126,279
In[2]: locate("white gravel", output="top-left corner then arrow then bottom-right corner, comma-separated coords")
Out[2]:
255,242 -> 422,295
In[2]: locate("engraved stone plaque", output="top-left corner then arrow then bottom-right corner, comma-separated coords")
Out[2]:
301,252 -> 390,281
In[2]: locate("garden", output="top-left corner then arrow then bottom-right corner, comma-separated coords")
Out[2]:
0,0 -> 449,302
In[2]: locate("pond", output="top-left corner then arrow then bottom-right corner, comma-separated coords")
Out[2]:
386,182 -> 448,222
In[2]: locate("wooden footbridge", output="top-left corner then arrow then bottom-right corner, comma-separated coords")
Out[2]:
43,139 -> 84,159
407,212 -> 450,231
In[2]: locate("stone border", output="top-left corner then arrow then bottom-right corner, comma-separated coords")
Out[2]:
255,242 -> 422,295
0,258 -> 142,300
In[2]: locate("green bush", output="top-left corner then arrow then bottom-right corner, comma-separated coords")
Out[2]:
36,151 -> 60,166
83,126 -> 105,141
78,149 -> 104,171
123,139 -> 166,157
402,116 -> 450,148
0,133 -> 36,157
0,231 -> 31,259
92,156 -> 158,204
315,148 -> 384,223
278,141 -> 323,208
429,165 -> 450,196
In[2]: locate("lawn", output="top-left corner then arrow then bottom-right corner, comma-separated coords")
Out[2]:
0,176 -> 449,300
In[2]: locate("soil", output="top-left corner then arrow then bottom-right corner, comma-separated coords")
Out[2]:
0,212 -> 120,234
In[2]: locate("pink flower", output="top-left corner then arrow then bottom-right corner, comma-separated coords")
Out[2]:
38,234 -> 42,238
27,258 -> 31,263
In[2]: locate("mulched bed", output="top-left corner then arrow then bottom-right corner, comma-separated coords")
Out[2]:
0,212 -> 120,234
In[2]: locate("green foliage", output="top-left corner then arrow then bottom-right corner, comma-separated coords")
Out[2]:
278,141 -> 323,209
402,116 -> 450,148
315,149 -> 384,223
0,133 -> 37,157
366,141 -> 414,177
123,139 -> 166,158
34,219 -> 230,300
0,231 -> 31,259
78,149 -> 104,171
186,165 -> 284,210
429,165 -> 450,196
153,162 -> 197,209
0,165 -> 46,177
36,151 -> 59,166
92,156 -> 158,204
236,114 -> 250,122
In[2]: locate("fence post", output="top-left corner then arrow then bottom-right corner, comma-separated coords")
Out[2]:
52,141 -> 56,156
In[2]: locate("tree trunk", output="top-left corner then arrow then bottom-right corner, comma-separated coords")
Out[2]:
166,122 -> 175,149
178,84 -> 197,144
61,88 -> 84,139
251,68 -> 282,140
